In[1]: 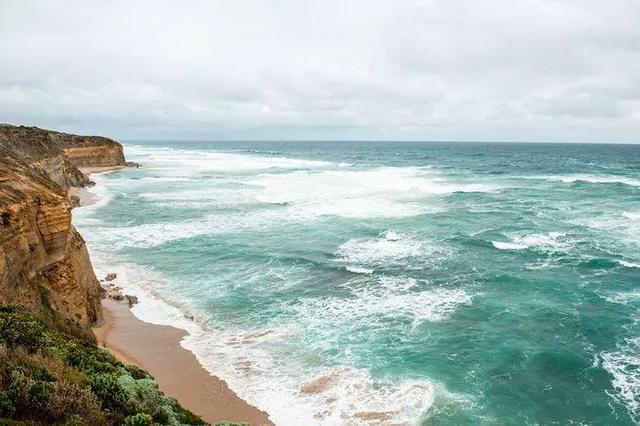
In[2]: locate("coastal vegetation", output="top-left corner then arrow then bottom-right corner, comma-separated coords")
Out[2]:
0,305 -> 206,425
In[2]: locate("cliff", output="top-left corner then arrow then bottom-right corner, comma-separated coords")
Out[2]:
0,124 -> 125,189
0,124 -> 126,340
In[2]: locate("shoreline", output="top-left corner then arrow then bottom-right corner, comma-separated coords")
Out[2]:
68,165 -> 125,206
93,300 -> 273,425
81,168 -> 273,425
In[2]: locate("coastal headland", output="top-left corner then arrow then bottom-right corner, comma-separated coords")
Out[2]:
0,123 -> 272,425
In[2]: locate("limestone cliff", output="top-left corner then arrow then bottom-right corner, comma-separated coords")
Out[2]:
0,124 -> 125,189
0,124 -> 126,340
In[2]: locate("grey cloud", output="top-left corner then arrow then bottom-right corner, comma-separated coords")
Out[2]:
0,0 -> 639,142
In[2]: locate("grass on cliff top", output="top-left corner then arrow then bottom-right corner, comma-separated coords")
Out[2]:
0,305 -> 218,426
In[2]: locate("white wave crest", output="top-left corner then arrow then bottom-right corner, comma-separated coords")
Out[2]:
549,174 -> 640,187
618,260 -> 640,268
337,231 -> 425,266
577,211 -> 640,244
292,276 -> 472,332
492,232 -> 570,251
178,276 -> 464,425
248,167 -> 498,219
603,290 -> 640,306
124,145 -> 332,173
601,337 -> 640,422
623,211 -> 640,221
183,327 -> 435,425
345,266 -> 374,274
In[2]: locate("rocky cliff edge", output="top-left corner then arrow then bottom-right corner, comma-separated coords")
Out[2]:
0,124 -> 127,340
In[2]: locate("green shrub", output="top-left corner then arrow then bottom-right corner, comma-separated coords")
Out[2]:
125,364 -> 151,380
27,380 -> 52,411
35,367 -> 56,383
46,381 -> 104,423
0,309 -> 47,352
0,305 -> 205,425
89,373 -> 131,414
6,370 -> 27,406
0,390 -> 15,416
151,404 -> 172,424
123,413 -> 153,426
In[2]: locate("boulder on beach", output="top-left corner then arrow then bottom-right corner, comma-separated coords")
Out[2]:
125,294 -> 139,307
105,272 -> 117,281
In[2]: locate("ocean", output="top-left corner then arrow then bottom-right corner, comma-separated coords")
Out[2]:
73,141 -> 640,425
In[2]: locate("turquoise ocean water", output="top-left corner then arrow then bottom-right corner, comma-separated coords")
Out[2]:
73,141 -> 640,425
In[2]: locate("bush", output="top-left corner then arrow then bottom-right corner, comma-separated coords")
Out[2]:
0,390 -> 15,416
0,305 -> 205,425
0,309 -> 47,352
35,367 -> 56,383
123,413 -> 153,426
6,370 -> 27,407
89,373 -> 131,414
125,364 -> 151,380
151,404 -> 172,424
47,381 -> 105,423
27,380 -> 52,411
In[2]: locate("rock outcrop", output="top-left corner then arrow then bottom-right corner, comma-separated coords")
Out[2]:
0,124 -> 125,190
0,124 -> 127,340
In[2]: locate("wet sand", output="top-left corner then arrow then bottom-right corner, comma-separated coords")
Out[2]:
93,299 -> 273,425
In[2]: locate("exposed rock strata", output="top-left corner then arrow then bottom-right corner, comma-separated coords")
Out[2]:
0,124 -> 127,339
0,124 -> 124,190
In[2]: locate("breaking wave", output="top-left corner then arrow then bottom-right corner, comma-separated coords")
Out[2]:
492,232 -> 572,251
601,337 -> 640,423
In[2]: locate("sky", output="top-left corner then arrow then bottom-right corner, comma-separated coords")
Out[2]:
1,0 -> 639,142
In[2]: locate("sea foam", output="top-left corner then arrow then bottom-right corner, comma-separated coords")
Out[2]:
176,275 -> 469,425
290,276 -> 472,336
125,145 -> 332,172
182,328 -> 436,425
248,167 -> 498,219
601,337 -> 640,422
492,232 -> 570,251
548,174 -> 640,187
337,231 -> 425,267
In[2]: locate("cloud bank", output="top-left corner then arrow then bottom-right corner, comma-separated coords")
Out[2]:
1,0 -> 639,142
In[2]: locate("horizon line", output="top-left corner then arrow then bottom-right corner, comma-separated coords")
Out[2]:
119,138 -> 640,146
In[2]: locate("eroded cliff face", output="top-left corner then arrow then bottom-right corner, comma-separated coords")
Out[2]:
64,144 -> 125,168
0,124 -> 125,189
32,155 -> 90,190
0,124 -> 126,339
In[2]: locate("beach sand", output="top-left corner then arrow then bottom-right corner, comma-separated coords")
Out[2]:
93,299 -> 273,426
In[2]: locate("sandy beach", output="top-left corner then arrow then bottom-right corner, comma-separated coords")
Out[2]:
93,299 -> 273,426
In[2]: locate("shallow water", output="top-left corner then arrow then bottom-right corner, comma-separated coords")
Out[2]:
73,141 -> 640,425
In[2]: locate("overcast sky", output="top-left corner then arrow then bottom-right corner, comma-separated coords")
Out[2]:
1,0 -> 639,142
